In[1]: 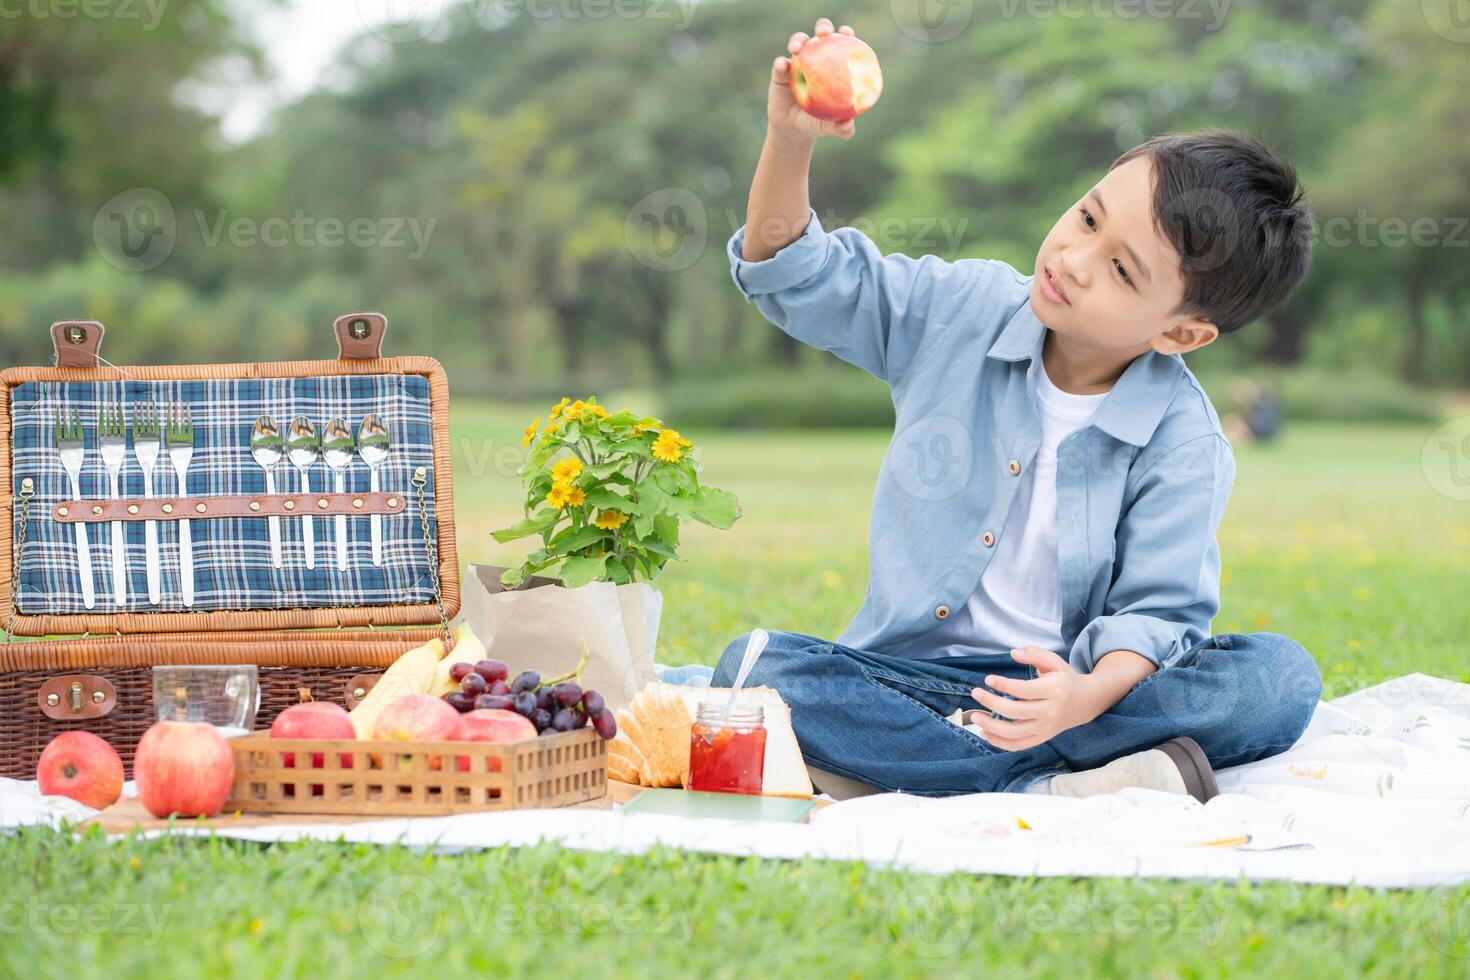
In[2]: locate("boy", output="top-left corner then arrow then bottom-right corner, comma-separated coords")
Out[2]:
710,19 -> 1323,800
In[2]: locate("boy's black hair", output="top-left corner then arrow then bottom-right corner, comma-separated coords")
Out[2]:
1113,130 -> 1314,334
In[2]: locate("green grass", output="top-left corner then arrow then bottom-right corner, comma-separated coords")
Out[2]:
5,402 -> 1469,978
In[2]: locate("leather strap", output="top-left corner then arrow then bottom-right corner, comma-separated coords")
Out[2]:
38,675 -> 118,720
334,312 -> 388,360
54,491 -> 408,523
51,320 -> 106,369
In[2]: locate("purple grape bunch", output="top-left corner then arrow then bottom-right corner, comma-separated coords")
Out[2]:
439,658 -> 617,740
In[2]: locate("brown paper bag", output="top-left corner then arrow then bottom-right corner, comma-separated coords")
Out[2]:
454,564 -> 662,715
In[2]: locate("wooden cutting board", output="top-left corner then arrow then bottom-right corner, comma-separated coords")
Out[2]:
83,779 -> 648,834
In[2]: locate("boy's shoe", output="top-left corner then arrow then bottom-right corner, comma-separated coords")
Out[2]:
1048,736 -> 1219,803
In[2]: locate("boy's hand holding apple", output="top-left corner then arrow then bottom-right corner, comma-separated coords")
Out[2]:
768,18 -> 882,145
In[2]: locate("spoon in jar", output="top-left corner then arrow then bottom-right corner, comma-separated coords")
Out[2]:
720,628 -> 769,719
357,414 -> 389,567
322,417 -> 355,571
286,416 -> 320,570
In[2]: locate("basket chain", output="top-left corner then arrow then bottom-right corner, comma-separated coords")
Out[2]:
412,466 -> 451,643
6,478 -> 34,642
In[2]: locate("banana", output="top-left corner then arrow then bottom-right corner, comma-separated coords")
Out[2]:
348,637 -> 444,739
429,623 -> 488,697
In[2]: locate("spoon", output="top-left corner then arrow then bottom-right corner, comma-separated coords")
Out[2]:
721,628 -> 770,719
357,414 -> 390,567
286,416 -> 320,570
250,415 -> 284,568
322,417 -> 356,571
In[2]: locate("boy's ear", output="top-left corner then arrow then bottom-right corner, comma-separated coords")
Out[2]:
1152,316 -> 1219,356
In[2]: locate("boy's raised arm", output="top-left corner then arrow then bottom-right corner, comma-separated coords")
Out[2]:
731,20 -> 1005,390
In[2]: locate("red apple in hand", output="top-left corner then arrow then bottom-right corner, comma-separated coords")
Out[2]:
37,731 -> 124,810
271,702 -> 356,768
789,33 -> 883,123
452,708 -> 537,772
134,721 -> 235,818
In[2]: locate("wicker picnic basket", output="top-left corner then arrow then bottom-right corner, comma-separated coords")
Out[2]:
0,314 -> 459,777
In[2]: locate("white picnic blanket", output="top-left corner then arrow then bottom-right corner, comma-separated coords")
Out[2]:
5,673 -> 1468,887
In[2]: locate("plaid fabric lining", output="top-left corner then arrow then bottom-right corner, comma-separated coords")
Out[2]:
10,375 -> 439,615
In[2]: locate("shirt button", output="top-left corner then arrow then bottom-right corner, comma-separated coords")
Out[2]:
935,604 -> 950,620
1007,459 -> 1020,475
982,531 -> 996,547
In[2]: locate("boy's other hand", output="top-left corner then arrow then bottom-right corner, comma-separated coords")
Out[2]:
768,19 -> 858,144
970,647 -> 1106,751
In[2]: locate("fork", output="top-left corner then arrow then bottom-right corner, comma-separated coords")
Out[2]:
132,400 -> 162,605
98,403 -> 128,606
55,408 -> 96,609
165,405 -> 196,608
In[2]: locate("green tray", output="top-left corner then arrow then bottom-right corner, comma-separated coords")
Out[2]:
618,789 -> 817,823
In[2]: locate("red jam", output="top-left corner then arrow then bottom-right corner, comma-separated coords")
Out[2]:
688,705 -> 766,795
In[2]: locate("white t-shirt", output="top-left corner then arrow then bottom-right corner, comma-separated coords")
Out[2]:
924,361 -> 1108,659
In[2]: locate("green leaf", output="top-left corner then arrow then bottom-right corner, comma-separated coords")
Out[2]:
612,438 -> 653,459
491,508 -> 560,543
499,567 -> 525,588
584,487 -> 632,510
548,523 -> 609,555
691,487 -> 741,529
587,460 -> 626,479
558,553 -> 609,588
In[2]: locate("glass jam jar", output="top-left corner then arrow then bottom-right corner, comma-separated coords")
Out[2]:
688,701 -> 766,795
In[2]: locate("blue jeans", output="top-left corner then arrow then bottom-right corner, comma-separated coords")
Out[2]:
710,631 -> 1322,795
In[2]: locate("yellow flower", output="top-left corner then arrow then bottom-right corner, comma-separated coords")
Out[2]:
551,456 -> 583,482
545,483 -> 573,509
564,485 -> 585,507
549,397 -> 570,420
544,418 -> 563,435
522,418 -> 539,446
652,428 -> 691,462
594,510 -> 628,530
589,404 -> 609,420
564,399 -> 587,420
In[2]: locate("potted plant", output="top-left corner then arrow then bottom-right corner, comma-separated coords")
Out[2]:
458,397 -> 740,713
492,396 -> 740,587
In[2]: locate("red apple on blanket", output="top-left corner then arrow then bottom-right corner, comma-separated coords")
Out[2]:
789,32 -> 884,123
36,731 -> 124,810
134,721 -> 235,818
270,702 -> 356,768
452,708 -> 537,772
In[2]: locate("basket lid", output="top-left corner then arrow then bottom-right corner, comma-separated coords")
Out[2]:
0,314 -> 459,639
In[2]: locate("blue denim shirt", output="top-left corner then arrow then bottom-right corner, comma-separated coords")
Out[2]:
727,210 -> 1234,671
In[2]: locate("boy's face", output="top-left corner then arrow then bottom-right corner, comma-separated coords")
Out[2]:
1031,156 -> 1216,357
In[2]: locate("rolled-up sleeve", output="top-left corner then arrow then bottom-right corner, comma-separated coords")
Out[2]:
1068,434 -> 1235,671
727,209 -> 984,389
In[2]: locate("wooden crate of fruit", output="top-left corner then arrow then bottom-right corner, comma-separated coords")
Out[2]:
225,727 -> 607,817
